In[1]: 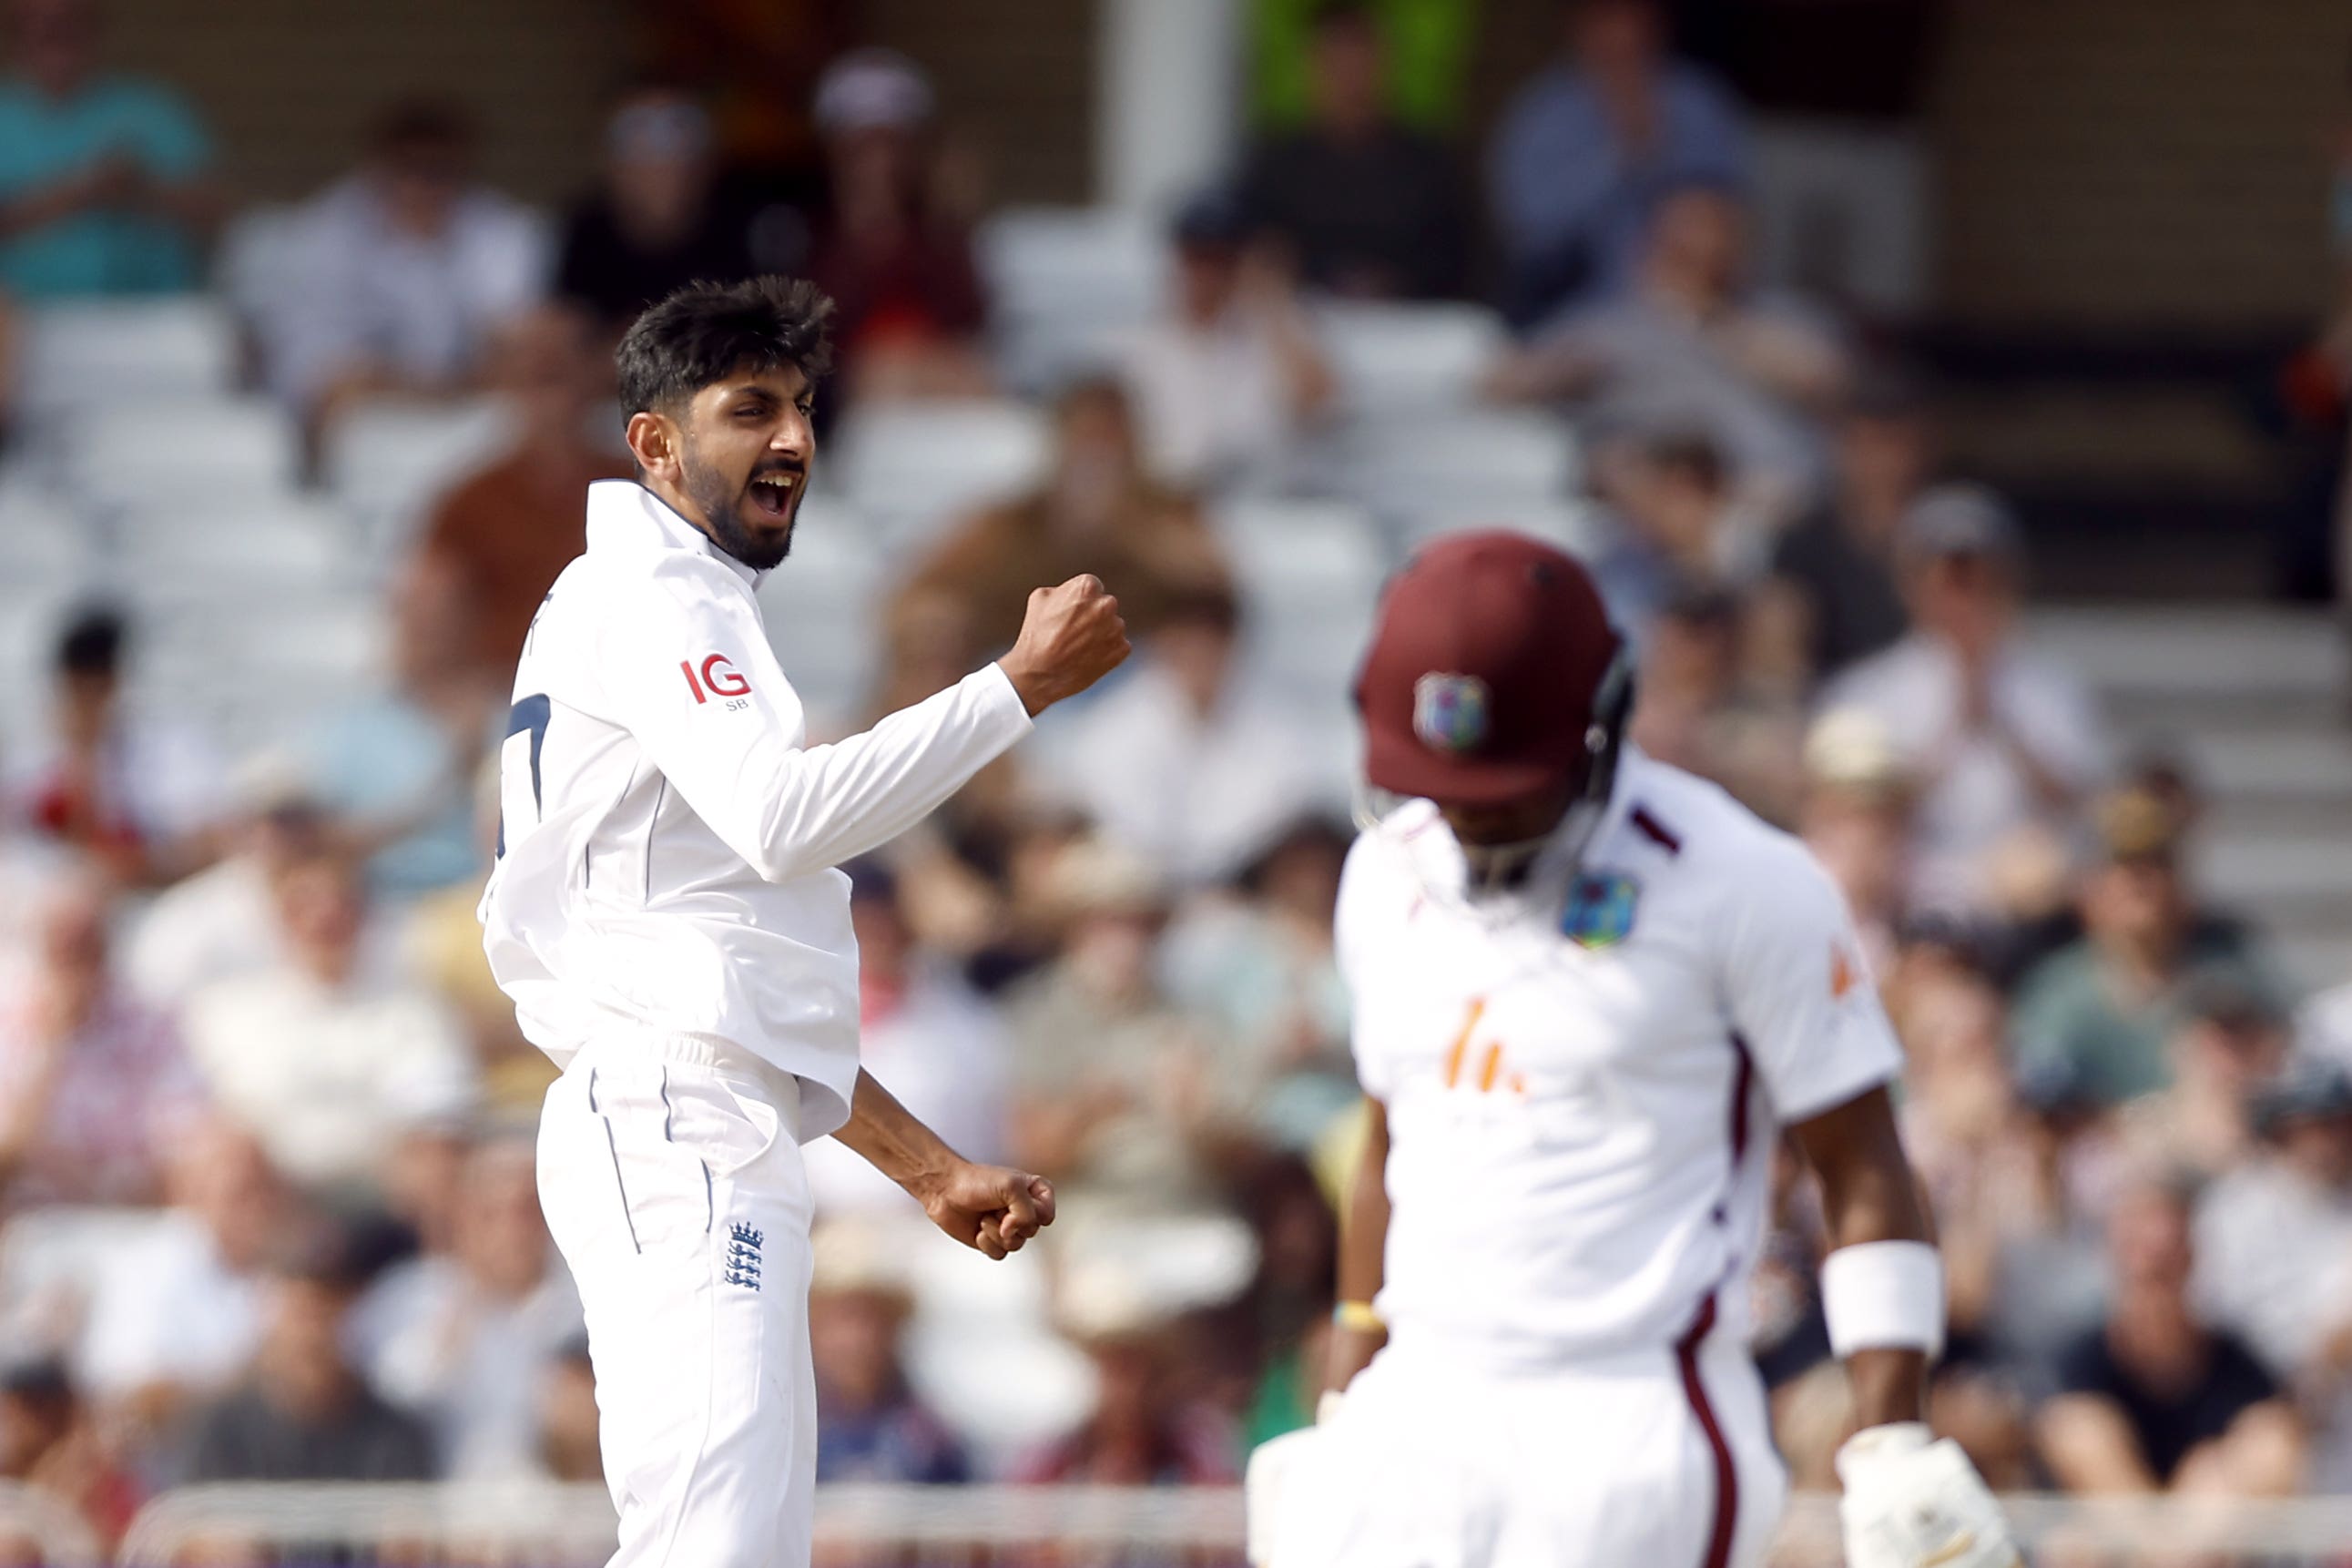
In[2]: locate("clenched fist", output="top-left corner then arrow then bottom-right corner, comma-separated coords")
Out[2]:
997,574 -> 1130,715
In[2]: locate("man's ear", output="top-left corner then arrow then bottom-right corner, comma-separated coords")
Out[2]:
626,410 -> 677,481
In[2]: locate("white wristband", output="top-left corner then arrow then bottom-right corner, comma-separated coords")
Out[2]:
1819,1240 -> 1945,1359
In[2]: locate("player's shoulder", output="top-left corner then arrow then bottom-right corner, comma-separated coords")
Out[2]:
1608,751 -> 1827,900
1334,799 -> 1439,931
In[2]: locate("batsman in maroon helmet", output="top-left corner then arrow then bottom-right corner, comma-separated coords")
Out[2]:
1246,533 -> 2018,1568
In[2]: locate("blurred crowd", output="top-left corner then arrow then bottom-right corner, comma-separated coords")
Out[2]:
5,0 -> 2352,1557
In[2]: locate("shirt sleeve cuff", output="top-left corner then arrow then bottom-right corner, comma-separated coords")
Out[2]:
972,661 -> 1037,741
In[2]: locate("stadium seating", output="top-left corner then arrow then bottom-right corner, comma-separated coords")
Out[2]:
1216,499 -> 1390,698
57,395 -> 300,514
976,207 -> 1166,393
831,398 -> 1049,549
1315,300 -> 1509,418
756,498 -> 888,726
321,397 -> 515,564
1309,407 -> 1576,525
17,297 -> 238,422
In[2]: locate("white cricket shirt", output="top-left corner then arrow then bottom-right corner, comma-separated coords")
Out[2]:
479,481 -> 1032,1138
1338,748 -> 1902,1366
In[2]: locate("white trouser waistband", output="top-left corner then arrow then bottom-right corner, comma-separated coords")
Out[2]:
568,1033 -> 806,1146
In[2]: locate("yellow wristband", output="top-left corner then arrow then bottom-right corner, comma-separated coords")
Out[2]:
1332,1300 -> 1386,1335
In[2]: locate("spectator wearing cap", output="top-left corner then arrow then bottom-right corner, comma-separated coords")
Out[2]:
413,304 -> 633,677
2038,1176 -> 2303,1497
1797,708 -> 1916,973
1233,2 -> 1469,301
1013,1266 -> 1238,1486
1767,370 -> 1935,684
358,1135 -> 582,1479
1624,582 -> 1806,825
1486,0 -> 1751,325
1119,187 -> 1337,491
0,0 -> 219,299
2011,788 -> 2286,1107
555,84 -> 790,339
181,849 -> 477,1195
2189,1061 -> 2352,1382
261,97 -> 548,435
808,1221 -> 970,1485
889,376 -> 1231,672
2114,978 -> 2289,1185
8,605 -> 226,886
800,860 -> 1009,1217
1820,485 -> 2112,918
1003,837 -> 1240,1217
1485,181 -> 1847,525
1032,579 -> 1336,887
0,861 -> 204,1209
804,48 -> 992,403
182,1225 -> 437,1484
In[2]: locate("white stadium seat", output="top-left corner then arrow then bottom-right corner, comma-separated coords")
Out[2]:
1316,300 -> 1509,416
832,399 -> 1048,547
59,396 -> 298,512
757,499 -> 888,723
212,205 -> 306,337
1217,500 -> 1390,697
114,495 -> 355,597
977,208 -> 1166,392
322,397 -> 514,556
1402,497 -> 1605,561
19,298 -> 237,415
1318,408 -> 1575,521
0,479 -> 94,589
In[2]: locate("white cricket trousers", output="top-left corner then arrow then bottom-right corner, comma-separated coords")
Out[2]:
537,1037 -> 818,1568
1267,1321 -> 1787,1568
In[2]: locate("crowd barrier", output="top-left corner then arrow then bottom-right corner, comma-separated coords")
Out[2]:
38,1482 -> 2352,1565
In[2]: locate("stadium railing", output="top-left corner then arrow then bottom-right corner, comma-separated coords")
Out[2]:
99,1482 -> 2352,1566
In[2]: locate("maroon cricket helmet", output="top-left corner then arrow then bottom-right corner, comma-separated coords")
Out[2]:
1353,531 -> 1632,807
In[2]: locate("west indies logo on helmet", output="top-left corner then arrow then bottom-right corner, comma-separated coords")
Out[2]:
1354,531 -> 1639,910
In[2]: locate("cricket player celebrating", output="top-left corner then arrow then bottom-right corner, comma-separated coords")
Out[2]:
480,277 -> 1126,1568
1249,533 -> 2017,1568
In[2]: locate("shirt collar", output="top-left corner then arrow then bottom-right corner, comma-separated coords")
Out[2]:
584,479 -> 768,590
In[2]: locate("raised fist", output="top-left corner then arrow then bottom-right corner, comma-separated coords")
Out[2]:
997,574 -> 1130,715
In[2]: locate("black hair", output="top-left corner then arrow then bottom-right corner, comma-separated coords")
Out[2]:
1642,428 -> 1728,493
55,606 -> 125,677
1309,0 -> 1380,36
616,277 -> 837,418
371,96 -> 475,156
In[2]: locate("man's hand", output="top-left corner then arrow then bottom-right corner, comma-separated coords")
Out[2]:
1838,1424 -> 2021,1568
910,1160 -> 1056,1260
997,575 -> 1129,715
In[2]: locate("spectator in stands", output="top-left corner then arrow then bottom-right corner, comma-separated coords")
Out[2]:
266,97 -> 547,434
555,85 -> 791,340
804,49 -> 990,403
361,1135 -> 582,1479
1769,370 -> 1932,684
74,1123 -> 284,1430
180,850 -> 477,1195
1032,580 -> 1331,887
9,605 -> 225,886
1160,819 -> 1355,1153
1003,837 -> 1240,1217
183,1226 -> 437,1483
1589,425 -> 1752,640
416,304 -> 630,675
1234,2 -> 1468,301
1821,486 -> 2111,918
0,862 -> 202,1209
1015,1271 -> 1238,1485
303,553 -> 502,898
122,760 -> 328,1011
1121,188 -> 1338,490
1491,181 -> 1847,524
1486,0 -> 1750,326
808,1222 -> 970,1484
2190,1061 -> 2352,1381
536,1336 -> 600,1483
2115,978 -> 2289,1183
802,860 -> 1009,1217
0,1358 -> 138,1550
2038,1176 -> 2303,1496
1796,708 -> 1916,972
1625,585 -> 1806,825
2011,789 -> 2284,1107
0,0 -> 217,297
891,375 -> 1229,663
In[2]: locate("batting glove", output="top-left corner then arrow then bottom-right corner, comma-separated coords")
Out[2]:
1837,1422 -> 2022,1568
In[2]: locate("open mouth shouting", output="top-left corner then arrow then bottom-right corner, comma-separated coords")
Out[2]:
747,464 -> 803,519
